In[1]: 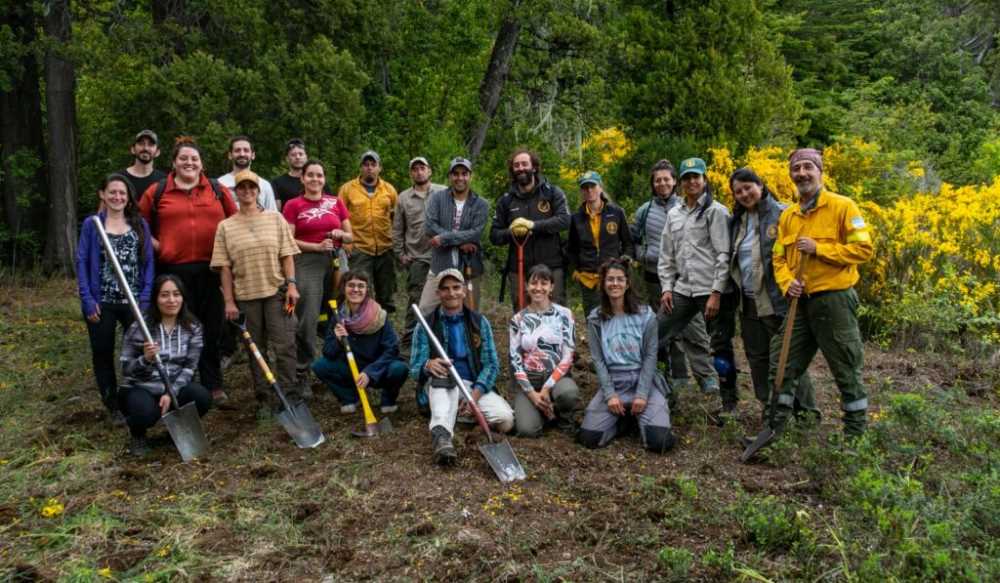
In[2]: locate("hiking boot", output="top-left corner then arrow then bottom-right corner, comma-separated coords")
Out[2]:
340,403 -> 357,414
431,426 -> 457,466
700,378 -> 720,394
109,410 -> 127,427
128,436 -> 150,457
212,389 -> 230,405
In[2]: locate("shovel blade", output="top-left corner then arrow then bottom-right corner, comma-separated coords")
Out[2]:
740,427 -> 776,463
479,440 -> 526,483
276,402 -> 326,449
162,402 -> 209,462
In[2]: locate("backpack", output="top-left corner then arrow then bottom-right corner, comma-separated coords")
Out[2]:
149,177 -> 225,237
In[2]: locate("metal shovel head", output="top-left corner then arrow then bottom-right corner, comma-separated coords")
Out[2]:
479,439 -> 527,483
740,427 -> 776,463
350,416 -> 393,438
276,401 -> 326,449
162,402 -> 209,462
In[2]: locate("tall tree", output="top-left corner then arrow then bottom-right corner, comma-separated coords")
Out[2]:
467,0 -> 522,161
0,1 -> 47,268
43,0 -> 78,274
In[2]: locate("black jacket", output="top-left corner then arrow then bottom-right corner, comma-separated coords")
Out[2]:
489,177 -> 570,271
568,198 -> 634,274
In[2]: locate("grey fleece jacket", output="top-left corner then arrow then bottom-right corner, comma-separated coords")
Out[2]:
657,191 -> 733,297
586,305 -> 669,401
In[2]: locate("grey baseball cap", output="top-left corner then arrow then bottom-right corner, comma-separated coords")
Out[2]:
435,268 -> 465,288
448,157 -> 473,173
360,150 -> 381,165
409,156 -> 430,168
134,129 -> 158,145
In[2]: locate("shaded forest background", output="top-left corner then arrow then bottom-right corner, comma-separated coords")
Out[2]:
2,0 -> 999,273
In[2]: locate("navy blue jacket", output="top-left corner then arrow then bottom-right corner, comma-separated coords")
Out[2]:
76,211 -> 155,317
322,315 -> 405,384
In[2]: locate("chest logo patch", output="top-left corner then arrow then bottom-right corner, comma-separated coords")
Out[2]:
606,221 -> 618,235
537,200 -> 551,214
766,224 -> 778,239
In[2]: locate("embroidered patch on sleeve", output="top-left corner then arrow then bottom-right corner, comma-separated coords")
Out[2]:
851,216 -> 866,229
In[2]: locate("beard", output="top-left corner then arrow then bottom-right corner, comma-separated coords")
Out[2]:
233,156 -> 251,170
135,152 -> 153,163
514,170 -> 534,187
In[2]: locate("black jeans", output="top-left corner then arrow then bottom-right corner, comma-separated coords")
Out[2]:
158,262 -> 224,390
120,382 -> 212,438
84,302 -> 135,411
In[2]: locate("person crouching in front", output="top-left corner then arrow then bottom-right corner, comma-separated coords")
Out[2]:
410,269 -> 514,465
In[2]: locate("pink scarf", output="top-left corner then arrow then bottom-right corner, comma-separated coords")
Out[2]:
340,298 -> 387,336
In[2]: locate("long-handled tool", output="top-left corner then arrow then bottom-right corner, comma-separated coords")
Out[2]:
231,316 -> 325,448
412,304 -> 526,482
741,256 -> 809,462
92,216 -> 209,462
463,262 -> 476,311
329,300 -> 392,437
513,231 -> 531,311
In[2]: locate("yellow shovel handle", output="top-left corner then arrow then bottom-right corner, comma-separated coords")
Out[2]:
330,300 -> 379,425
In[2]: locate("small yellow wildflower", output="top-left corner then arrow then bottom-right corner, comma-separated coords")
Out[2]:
98,567 -> 113,578
40,498 -> 64,518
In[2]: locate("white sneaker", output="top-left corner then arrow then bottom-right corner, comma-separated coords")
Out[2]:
700,378 -> 720,394
380,405 -> 398,414
340,404 -> 357,414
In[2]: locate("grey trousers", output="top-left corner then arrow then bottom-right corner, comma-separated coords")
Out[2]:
401,259 -> 430,343
512,377 -> 579,437
293,252 -> 331,376
643,273 -> 712,383
579,384 -> 673,452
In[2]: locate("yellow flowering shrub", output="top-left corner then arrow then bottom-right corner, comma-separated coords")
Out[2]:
558,127 -> 633,184
706,140 -> 999,349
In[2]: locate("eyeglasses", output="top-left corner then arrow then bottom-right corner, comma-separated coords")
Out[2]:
605,276 -> 628,283
345,282 -> 368,290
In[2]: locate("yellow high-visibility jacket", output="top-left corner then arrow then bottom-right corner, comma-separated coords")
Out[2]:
772,189 -> 873,295
337,177 -> 398,255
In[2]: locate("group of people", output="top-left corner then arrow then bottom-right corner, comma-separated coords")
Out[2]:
77,130 -> 874,463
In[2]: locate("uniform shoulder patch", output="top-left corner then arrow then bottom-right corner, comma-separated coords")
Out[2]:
851,216 -> 866,229
766,224 -> 778,239
606,221 -> 618,235
537,200 -> 551,214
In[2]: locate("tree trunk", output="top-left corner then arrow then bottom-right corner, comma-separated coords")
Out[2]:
466,1 -> 522,161
0,2 -> 48,268
43,0 -> 79,275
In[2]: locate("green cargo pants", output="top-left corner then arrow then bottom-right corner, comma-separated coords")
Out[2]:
768,288 -> 868,435
740,295 -> 817,419
350,250 -> 397,313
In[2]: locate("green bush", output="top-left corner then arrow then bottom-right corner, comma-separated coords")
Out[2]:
656,546 -> 693,581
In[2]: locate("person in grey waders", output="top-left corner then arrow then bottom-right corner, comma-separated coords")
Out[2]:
577,258 -> 675,453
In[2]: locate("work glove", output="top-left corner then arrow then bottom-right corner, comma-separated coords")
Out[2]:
510,217 -> 534,238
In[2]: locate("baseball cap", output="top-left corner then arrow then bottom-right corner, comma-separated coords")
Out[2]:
361,150 -> 381,165
448,157 -> 473,173
233,169 -> 260,187
679,157 -> 707,177
134,129 -> 158,145
409,156 -> 430,169
435,268 -> 465,288
578,170 -> 602,187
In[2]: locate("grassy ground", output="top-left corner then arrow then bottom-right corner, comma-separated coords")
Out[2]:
1,277 -> 999,582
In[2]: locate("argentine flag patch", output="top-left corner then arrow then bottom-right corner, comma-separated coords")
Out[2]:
851,216 -> 866,229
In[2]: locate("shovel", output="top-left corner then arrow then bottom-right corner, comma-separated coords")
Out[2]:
513,231 -> 531,311
329,300 -> 392,437
412,304 -> 526,482
231,317 -> 325,448
741,256 -> 808,462
91,216 -> 209,462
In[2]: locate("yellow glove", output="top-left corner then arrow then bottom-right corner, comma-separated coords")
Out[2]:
511,223 -> 530,238
510,217 -> 534,233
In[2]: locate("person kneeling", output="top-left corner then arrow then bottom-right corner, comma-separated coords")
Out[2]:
411,269 -> 514,465
312,271 -> 407,414
509,265 -> 580,436
578,259 -> 675,453
119,275 -> 212,456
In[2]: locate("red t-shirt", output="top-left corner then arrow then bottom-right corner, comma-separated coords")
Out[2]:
138,173 -> 237,264
282,195 -> 350,245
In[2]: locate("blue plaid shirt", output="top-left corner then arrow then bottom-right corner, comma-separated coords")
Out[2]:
410,308 -> 499,394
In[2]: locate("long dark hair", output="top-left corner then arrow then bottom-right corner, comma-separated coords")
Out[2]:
597,258 -> 641,319
729,166 -> 774,219
300,159 -> 326,195
147,274 -> 197,330
101,173 -> 146,263
649,159 -> 677,198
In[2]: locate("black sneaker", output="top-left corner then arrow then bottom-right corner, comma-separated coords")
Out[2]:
128,436 -> 150,457
431,426 -> 457,466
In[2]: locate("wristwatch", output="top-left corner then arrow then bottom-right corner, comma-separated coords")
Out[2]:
285,277 -> 298,286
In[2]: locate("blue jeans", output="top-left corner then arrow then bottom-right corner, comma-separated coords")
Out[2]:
311,357 -> 407,407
